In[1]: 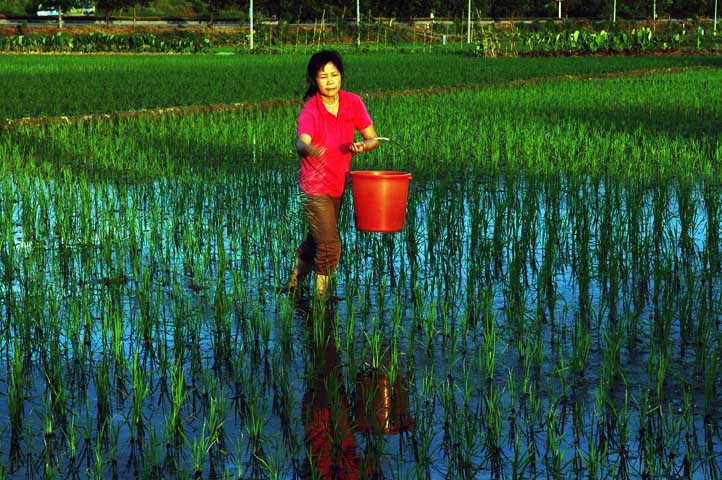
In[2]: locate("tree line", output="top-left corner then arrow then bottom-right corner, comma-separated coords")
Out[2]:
32,0 -> 717,21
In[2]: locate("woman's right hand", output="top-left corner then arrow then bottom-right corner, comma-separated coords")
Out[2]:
296,134 -> 325,158
304,143 -> 326,158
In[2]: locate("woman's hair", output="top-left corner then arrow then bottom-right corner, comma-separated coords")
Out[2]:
303,50 -> 344,100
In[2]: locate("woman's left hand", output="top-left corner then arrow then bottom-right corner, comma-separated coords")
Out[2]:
349,142 -> 365,154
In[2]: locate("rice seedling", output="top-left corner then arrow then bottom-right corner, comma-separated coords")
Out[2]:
166,361 -> 188,448
244,381 -> 269,466
482,379 -> 505,475
1,60 -> 721,478
185,420 -> 216,478
130,350 -> 149,439
64,413 -> 78,469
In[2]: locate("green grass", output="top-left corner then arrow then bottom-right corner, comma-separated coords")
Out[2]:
1,53 -> 721,120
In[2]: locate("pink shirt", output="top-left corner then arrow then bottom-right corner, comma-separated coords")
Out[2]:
297,90 -> 373,196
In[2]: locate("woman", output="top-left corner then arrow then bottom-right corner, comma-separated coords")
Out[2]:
285,50 -> 379,301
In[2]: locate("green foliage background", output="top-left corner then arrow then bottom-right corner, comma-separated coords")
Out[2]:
0,0 -> 718,20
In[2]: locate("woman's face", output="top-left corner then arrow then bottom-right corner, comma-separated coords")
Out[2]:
315,62 -> 342,99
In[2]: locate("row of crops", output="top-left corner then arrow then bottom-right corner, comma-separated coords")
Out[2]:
2,53 -> 721,120
0,23 -> 720,54
1,62 -> 721,477
477,25 -> 721,56
0,30 -> 218,53
4,64 -> 720,182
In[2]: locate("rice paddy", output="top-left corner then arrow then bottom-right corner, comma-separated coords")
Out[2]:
0,59 -> 721,478
2,53 -> 722,119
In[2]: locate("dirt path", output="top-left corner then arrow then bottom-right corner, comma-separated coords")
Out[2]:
1,65 -> 711,130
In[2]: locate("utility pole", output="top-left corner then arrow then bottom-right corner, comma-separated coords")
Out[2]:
653,0 -> 656,31
467,0 -> 472,43
249,0 -> 254,50
357,0 -> 360,48
613,0 -> 617,23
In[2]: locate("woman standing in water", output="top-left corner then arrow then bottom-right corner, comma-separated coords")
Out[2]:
285,50 -> 379,301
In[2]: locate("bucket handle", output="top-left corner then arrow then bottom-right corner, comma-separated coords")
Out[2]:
371,136 -> 412,173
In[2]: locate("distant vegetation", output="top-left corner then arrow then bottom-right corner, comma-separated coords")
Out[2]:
1,20 -> 719,55
0,0 -> 719,21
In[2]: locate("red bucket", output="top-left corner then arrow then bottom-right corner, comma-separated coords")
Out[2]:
349,171 -> 412,233
355,369 -> 413,434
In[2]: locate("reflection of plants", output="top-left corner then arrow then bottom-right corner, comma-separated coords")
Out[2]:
483,381 -> 504,474
92,426 -> 105,480
142,428 -> 163,479
410,392 -> 434,479
703,348 -> 719,419
8,339 -> 25,457
108,418 -> 121,477
570,319 -> 590,379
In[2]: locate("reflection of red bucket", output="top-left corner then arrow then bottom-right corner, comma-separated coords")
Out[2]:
350,171 -> 412,233
355,369 -> 412,434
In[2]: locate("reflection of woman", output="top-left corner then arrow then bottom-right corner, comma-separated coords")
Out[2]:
303,316 -> 360,479
285,50 -> 379,301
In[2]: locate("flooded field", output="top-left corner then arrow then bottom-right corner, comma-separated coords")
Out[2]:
1,168 -> 721,478
1,64 -> 721,478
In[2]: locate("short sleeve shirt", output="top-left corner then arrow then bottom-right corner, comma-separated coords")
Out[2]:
296,90 -> 373,196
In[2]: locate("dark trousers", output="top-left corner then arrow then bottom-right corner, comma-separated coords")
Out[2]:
297,194 -> 343,275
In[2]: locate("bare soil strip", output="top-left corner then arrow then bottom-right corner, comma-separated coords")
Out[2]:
1,65 -> 709,130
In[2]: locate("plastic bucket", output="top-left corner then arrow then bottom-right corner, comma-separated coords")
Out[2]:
349,171 -> 412,233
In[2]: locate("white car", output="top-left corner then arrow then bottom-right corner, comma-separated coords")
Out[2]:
36,4 -> 60,16
37,3 -> 96,16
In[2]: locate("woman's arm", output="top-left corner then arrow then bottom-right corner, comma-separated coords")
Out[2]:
296,133 -> 326,157
349,125 -> 380,154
